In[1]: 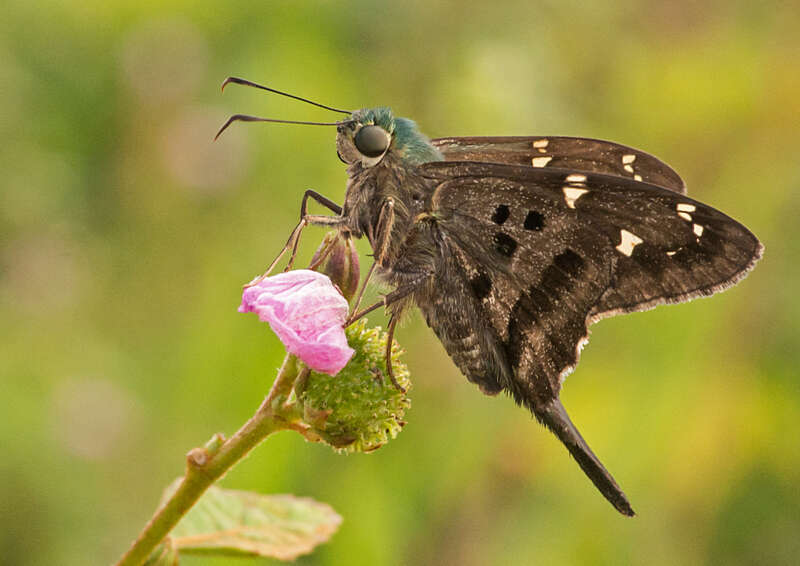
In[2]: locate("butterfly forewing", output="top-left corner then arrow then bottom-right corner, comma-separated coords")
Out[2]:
577,181 -> 763,319
431,136 -> 686,194
421,162 -> 760,393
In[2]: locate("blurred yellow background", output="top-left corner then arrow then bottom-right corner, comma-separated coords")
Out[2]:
2,1 -> 798,565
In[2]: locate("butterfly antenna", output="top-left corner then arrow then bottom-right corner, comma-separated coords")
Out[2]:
214,114 -> 347,140
535,398 -> 635,517
221,76 -> 352,115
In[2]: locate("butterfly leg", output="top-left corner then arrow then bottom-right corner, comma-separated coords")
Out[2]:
283,190 -> 344,271
534,398 -> 635,516
383,315 -> 405,392
348,198 -> 396,316
345,278 -> 423,325
249,190 -> 344,285
349,261 -> 377,319
372,197 -> 395,268
300,189 -> 343,217
307,232 -> 338,270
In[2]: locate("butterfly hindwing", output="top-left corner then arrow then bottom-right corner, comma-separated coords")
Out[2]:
422,167 -> 612,395
413,161 -> 761,515
415,210 -> 611,402
431,136 -> 686,194
413,247 -> 509,397
413,224 -> 636,514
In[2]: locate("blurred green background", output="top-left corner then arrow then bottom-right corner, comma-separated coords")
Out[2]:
2,1 -> 798,565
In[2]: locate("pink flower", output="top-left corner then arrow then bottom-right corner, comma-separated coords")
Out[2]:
239,270 -> 355,375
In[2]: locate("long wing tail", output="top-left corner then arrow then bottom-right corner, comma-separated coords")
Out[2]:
534,398 -> 635,516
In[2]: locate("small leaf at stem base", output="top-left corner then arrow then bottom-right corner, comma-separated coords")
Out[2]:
161,481 -> 342,561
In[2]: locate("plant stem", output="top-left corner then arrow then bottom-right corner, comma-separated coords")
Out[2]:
114,354 -> 300,566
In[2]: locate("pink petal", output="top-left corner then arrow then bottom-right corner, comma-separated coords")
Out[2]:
239,270 -> 355,375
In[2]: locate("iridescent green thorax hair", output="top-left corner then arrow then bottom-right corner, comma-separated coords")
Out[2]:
350,107 -> 443,165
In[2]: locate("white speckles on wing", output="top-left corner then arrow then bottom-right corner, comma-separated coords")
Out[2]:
677,203 -> 696,213
616,229 -> 643,256
533,139 -> 549,153
678,211 -> 693,222
666,250 -> 678,257
693,223 -> 704,237
563,187 -> 589,209
621,154 -> 638,177
532,156 -> 552,167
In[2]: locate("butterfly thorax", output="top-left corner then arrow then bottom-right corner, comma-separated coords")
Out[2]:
343,153 -> 437,271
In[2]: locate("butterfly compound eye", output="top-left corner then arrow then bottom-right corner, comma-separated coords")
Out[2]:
354,125 -> 389,158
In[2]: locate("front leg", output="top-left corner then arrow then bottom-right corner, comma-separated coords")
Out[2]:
350,198 -> 396,315
258,190 -> 345,280
300,189 -> 342,218
348,202 -> 436,391
347,205 -> 439,320
372,197 -> 396,268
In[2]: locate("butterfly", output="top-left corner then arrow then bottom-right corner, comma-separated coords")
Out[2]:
217,77 -> 763,516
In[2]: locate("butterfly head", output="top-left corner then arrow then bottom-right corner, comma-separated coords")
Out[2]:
337,107 -> 443,168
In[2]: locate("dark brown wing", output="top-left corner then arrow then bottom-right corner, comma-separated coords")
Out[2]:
413,160 -> 761,515
431,136 -> 686,194
421,161 -> 761,327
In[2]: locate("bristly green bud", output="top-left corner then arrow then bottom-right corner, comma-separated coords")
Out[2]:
297,319 -> 410,453
310,232 -> 360,302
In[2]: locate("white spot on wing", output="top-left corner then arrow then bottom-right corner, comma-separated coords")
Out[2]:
666,250 -> 677,256
693,223 -> 704,237
677,203 -> 696,212
616,229 -> 643,256
533,139 -> 549,149
634,174 -> 643,181
532,156 -> 552,167
622,154 -> 637,164
566,173 -> 587,183
563,187 -> 589,209
624,164 -> 634,173
678,211 -> 693,222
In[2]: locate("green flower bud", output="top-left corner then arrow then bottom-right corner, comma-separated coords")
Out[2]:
297,319 -> 410,453
310,232 -> 360,302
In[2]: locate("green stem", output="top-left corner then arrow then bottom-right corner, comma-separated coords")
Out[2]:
114,354 -> 300,566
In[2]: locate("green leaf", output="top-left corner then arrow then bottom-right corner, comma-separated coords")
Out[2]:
144,537 -> 179,565
166,483 -> 342,561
